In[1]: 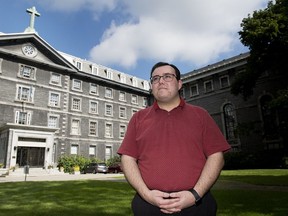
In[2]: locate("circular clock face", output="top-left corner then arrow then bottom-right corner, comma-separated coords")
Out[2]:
22,44 -> 38,57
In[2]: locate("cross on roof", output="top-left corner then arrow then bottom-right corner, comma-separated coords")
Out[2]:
24,6 -> 41,34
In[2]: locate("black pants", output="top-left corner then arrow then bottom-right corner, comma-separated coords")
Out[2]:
131,191 -> 217,216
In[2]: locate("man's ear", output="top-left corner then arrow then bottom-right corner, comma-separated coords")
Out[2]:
178,80 -> 183,90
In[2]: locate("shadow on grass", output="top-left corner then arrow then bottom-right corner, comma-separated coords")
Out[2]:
0,181 -> 134,216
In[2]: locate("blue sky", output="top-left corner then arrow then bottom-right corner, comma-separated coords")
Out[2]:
0,0 -> 268,80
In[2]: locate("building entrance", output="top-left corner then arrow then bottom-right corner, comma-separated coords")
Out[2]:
16,147 -> 45,167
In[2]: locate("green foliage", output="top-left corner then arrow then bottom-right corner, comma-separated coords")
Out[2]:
57,155 -> 101,174
106,155 -> 121,166
232,0 -> 288,99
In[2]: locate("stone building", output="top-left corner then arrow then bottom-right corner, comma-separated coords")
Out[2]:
0,32 -> 150,169
181,52 -> 287,159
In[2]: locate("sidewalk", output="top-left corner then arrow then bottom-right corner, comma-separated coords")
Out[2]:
0,169 -> 125,183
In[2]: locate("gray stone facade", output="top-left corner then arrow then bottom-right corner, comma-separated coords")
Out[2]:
0,33 -> 150,169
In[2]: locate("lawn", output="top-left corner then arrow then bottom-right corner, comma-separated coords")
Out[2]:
0,169 -> 287,216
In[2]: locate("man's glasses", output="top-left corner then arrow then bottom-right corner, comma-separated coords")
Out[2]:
150,73 -> 176,84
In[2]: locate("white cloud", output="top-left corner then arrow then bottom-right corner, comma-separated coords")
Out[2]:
88,0 -> 268,69
35,0 -> 269,70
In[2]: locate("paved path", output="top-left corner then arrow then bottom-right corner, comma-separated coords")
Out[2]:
1,171 -> 287,192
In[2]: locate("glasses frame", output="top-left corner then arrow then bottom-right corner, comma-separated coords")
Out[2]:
150,73 -> 177,84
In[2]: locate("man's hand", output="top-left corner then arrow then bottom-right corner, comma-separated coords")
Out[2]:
158,190 -> 195,214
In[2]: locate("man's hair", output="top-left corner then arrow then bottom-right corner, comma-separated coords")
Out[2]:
150,62 -> 181,80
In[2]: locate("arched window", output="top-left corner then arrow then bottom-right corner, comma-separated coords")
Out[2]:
223,103 -> 237,143
260,95 -> 279,140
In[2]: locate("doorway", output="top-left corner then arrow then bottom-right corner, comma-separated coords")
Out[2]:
16,147 -> 45,167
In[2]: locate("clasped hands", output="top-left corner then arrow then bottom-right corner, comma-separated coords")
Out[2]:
146,190 -> 195,214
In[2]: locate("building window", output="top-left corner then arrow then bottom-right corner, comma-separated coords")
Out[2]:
131,95 -> 138,104
132,77 -> 137,87
89,121 -> 98,136
105,123 -> 113,138
143,98 -> 147,107
48,115 -> 59,128
18,65 -> 36,80
89,145 -> 96,156
260,95 -> 279,141
75,61 -> 82,70
132,109 -> 138,116
49,92 -> 60,107
119,74 -> 126,83
119,125 -> 126,138
16,85 -> 34,102
143,81 -> 149,90
106,69 -> 113,79
105,88 -> 113,98
89,101 -> 98,114
105,146 -> 112,161
119,92 -> 126,101
223,104 -> 238,143
119,107 -> 127,119
71,145 -> 79,155
15,111 -> 31,125
91,65 -> 98,75
71,119 -> 81,135
220,75 -> 230,88
90,83 -> 98,95
204,80 -> 213,93
72,79 -> 82,91
105,104 -> 113,116
72,98 -> 81,111
50,73 -> 61,85
190,84 -> 199,97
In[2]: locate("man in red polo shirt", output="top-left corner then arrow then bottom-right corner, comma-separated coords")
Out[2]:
118,62 -> 231,215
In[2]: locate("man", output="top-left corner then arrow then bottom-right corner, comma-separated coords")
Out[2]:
118,62 -> 231,215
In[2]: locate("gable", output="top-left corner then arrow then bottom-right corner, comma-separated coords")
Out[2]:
0,33 -> 77,73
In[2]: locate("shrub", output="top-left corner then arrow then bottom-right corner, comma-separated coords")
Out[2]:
106,155 -> 121,166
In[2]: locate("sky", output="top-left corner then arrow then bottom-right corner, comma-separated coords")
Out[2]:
0,0 -> 269,80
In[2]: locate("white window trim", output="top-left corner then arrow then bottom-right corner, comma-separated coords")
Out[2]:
49,73 -> 62,86
204,80 -> 214,93
48,91 -> 61,107
71,97 -> 82,111
47,114 -> 60,128
119,91 -> 126,102
89,100 -> 99,114
89,83 -> 98,95
220,75 -> 230,88
190,84 -> 199,97
89,120 -> 98,136
72,79 -> 82,92
18,64 -> 36,80
131,95 -> 138,104
71,144 -> 79,155
105,87 -> 113,99
119,124 -> 127,138
105,103 -> 113,117
71,118 -> 81,135
0,58 -> 3,73
15,84 -> 35,103
119,106 -> 127,119
15,110 -> 32,125
105,122 -> 113,138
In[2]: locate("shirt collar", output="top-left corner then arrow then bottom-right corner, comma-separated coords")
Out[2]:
153,97 -> 185,110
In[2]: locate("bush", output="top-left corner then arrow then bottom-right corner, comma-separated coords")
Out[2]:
57,155 -> 93,174
106,155 -> 121,166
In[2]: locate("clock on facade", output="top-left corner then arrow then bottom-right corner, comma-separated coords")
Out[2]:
22,44 -> 38,57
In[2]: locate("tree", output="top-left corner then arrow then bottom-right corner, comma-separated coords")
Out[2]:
231,0 -> 288,103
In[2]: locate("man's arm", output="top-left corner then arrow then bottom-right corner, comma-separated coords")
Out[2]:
121,155 -> 178,209
166,151 -> 225,211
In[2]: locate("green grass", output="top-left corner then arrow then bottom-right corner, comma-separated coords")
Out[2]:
0,169 -> 287,216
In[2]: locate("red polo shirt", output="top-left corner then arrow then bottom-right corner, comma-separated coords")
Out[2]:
118,99 -> 230,192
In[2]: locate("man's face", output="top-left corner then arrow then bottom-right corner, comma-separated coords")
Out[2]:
150,65 -> 182,102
